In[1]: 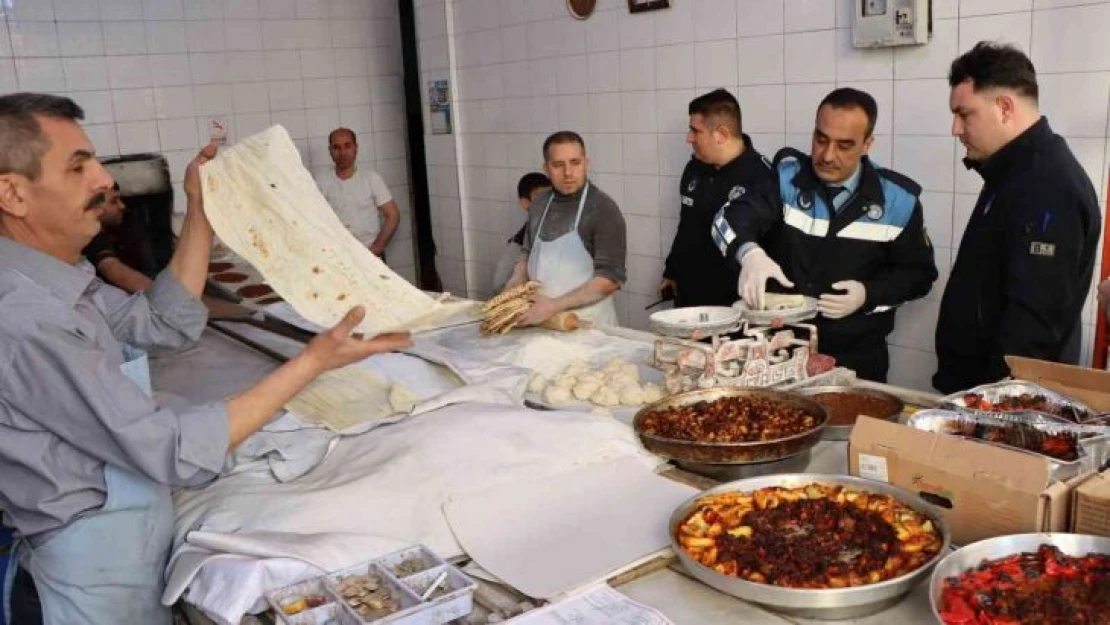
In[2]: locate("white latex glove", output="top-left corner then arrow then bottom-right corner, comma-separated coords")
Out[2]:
738,247 -> 793,310
818,280 -> 866,319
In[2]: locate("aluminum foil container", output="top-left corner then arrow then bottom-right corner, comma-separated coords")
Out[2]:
906,409 -> 1110,482
940,380 -> 1095,423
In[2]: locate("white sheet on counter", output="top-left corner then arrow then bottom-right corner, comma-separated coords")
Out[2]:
165,402 -> 658,625
508,583 -> 676,625
443,456 -> 697,599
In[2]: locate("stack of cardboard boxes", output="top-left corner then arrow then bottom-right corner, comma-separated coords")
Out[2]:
849,356 -> 1110,546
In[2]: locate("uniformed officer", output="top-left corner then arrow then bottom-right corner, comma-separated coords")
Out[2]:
934,42 -> 1101,393
714,88 -> 937,382
660,89 -> 774,308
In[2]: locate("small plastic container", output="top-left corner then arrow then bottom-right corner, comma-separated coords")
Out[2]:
267,578 -> 336,624
285,603 -> 357,625
376,545 -> 439,578
325,562 -> 421,623
400,565 -> 477,623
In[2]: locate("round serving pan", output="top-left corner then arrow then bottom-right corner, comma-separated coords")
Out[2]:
929,532 -> 1110,624
633,387 -> 828,465
670,474 -> 951,620
796,386 -> 905,441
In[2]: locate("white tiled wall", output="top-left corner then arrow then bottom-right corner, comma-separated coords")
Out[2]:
1,0 -> 416,281
418,0 -> 1110,392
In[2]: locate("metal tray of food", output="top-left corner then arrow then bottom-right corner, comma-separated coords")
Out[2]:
632,387 -> 828,465
940,380 -> 1095,423
795,386 -> 905,441
929,533 -> 1110,624
670,474 -> 950,620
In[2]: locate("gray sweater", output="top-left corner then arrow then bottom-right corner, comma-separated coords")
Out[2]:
521,181 -> 627,284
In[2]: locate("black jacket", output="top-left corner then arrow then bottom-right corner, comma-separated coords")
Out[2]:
716,148 -> 937,354
933,118 -> 1101,394
663,137 -> 774,307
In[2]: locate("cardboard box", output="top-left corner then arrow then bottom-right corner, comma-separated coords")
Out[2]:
849,417 -> 1071,547
1070,470 -> 1110,537
1006,355 -> 1110,412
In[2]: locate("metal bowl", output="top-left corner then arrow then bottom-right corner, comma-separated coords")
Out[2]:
796,386 -> 905,441
929,533 -> 1110,623
670,474 -> 951,620
633,387 -> 828,465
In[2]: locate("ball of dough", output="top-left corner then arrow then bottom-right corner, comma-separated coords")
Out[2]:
553,374 -> 577,389
527,374 -> 546,394
607,374 -> 638,390
564,362 -> 589,376
619,363 -> 640,380
601,358 -> 628,374
641,383 -> 664,403
619,384 -> 646,406
590,387 -> 619,407
573,381 -> 600,401
576,371 -> 603,385
544,385 -> 572,405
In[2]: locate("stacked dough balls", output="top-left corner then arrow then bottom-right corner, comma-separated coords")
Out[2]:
529,358 -> 665,408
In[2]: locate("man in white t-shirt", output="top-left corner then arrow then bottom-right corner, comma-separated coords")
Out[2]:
314,127 -> 400,258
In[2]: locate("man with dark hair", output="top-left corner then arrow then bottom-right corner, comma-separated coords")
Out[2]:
0,93 -> 409,624
933,42 -> 1100,393
492,172 -> 551,294
660,88 -> 774,307
501,131 -> 627,326
315,127 -> 400,259
714,87 -> 937,382
80,182 -> 154,293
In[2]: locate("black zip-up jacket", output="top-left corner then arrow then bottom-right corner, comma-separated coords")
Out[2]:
714,148 -> 937,354
933,118 -> 1101,394
663,136 -> 774,307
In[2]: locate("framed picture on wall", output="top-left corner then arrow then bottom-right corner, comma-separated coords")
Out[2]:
628,0 -> 670,13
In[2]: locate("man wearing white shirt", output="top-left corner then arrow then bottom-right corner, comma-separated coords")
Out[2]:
315,127 -> 400,259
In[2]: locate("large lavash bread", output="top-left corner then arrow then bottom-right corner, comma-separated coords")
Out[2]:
200,125 -> 442,335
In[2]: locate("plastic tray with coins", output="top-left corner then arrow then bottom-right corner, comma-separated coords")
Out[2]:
266,545 -> 476,625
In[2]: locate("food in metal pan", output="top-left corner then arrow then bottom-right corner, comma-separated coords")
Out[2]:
676,484 -> 942,589
640,395 -> 818,442
809,392 -> 901,426
930,416 -> 1081,462
960,392 -> 1085,423
335,572 -> 401,620
937,544 -> 1110,625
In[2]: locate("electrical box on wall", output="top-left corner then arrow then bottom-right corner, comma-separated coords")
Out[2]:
853,0 -> 930,48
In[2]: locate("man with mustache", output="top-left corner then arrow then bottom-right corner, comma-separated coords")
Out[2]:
315,127 -> 400,260
933,42 -> 1100,393
0,93 -> 410,625
80,182 -> 153,293
713,88 -> 937,382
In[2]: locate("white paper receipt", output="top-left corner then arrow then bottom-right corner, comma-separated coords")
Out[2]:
857,453 -> 889,482
510,583 -> 675,625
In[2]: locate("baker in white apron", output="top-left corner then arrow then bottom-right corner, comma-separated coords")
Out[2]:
4,345 -> 173,625
527,182 -> 619,326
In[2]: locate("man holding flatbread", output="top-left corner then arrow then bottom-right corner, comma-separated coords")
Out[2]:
0,93 -> 410,625
501,131 -> 627,327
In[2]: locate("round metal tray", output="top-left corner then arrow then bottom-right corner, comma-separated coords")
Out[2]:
928,533 -> 1110,623
732,297 -> 818,325
633,387 -> 828,465
670,474 -> 951,620
795,386 -> 905,441
674,449 -> 812,481
649,306 -> 741,338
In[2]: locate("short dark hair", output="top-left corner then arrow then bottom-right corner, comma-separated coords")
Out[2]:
818,88 -> 878,138
688,88 -> 743,137
328,127 -> 357,145
948,41 -> 1038,102
0,92 -> 85,181
517,172 -> 551,199
542,130 -> 585,161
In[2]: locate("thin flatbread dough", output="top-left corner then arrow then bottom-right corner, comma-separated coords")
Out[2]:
284,365 -> 413,432
200,125 -> 457,335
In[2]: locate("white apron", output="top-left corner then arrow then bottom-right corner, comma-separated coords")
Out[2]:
527,183 -> 619,326
5,345 -> 174,625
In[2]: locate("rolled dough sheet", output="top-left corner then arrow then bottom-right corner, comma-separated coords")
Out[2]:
200,125 -> 463,335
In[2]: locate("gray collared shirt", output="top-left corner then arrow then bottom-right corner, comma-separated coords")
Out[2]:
0,237 -> 229,538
